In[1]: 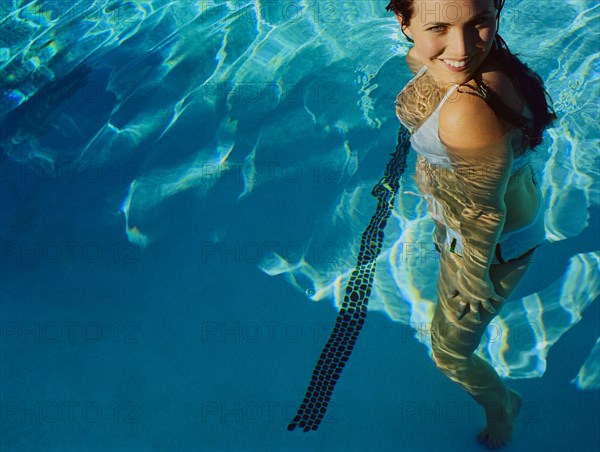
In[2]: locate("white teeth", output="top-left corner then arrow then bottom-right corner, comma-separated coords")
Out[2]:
443,58 -> 469,68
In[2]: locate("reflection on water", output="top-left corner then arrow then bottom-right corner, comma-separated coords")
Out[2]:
572,337 -> 600,390
1,1 -> 598,386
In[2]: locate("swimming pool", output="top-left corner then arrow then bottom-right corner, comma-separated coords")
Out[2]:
1,0 -> 598,450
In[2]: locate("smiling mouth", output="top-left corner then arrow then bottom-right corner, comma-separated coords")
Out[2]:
441,57 -> 471,68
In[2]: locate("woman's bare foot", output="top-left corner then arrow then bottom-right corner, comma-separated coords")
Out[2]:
476,389 -> 522,449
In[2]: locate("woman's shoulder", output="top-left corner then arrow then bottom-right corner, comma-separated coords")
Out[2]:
439,62 -> 523,151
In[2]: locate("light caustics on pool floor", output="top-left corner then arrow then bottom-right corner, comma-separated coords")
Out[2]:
1,1 -> 599,387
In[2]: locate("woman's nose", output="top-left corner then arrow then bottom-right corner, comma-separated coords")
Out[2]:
447,28 -> 473,57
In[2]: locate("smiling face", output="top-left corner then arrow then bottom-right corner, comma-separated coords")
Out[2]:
398,0 -> 498,86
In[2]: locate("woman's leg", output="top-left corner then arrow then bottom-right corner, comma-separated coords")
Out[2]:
430,247 -> 536,447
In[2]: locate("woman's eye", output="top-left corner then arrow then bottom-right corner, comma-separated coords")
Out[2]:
427,16 -> 492,32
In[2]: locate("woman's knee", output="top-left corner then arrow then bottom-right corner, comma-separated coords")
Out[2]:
432,318 -> 480,353
430,342 -> 470,381
431,343 -> 452,371
431,327 -> 472,376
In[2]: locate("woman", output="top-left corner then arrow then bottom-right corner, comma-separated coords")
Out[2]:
388,0 -> 556,449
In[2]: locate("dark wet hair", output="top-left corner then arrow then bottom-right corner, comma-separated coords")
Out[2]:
386,0 -> 557,151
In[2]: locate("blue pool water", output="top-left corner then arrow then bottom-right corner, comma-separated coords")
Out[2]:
1,1 -> 599,450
